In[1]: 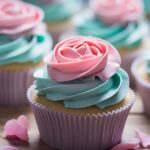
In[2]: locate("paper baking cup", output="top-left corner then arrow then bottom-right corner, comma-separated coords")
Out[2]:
27,86 -> 135,150
131,57 -> 150,116
0,69 -> 34,106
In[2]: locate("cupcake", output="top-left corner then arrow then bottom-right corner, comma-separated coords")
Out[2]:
28,36 -> 135,150
143,0 -> 150,19
61,0 -> 149,86
23,0 -> 81,43
0,0 -> 53,106
131,55 -> 150,116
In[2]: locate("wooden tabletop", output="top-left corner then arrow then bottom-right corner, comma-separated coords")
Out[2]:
0,94 -> 150,150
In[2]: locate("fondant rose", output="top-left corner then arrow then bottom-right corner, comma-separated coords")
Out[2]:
0,0 -> 43,35
91,0 -> 143,25
45,36 -> 121,82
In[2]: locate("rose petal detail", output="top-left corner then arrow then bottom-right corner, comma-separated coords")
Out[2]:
0,146 -> 19,150
0,0 -> 43,36
4,115 -> 29,141
91,0 -> 143,25
45,36 -> 121,82
135,129 -> 150,148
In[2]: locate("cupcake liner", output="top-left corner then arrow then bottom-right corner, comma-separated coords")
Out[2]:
0,69 -> 34,106
27,85 -> 135,150
131,58 -> 150,116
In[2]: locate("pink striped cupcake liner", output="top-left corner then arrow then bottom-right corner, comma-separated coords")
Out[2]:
0,69 -> 35,106
27,85 -> 135,150
131,57 -> 150,116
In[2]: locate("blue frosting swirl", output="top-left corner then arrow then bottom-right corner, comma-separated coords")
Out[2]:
76,16 -> 148,49
34,68 -> 129,109
24,0 -> 80,22
0,33 -> 52,65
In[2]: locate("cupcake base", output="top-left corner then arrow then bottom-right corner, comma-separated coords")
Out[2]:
28,86 -> 135,150
46,19 -> 73,44
131,57 -> 150,116
0,62 -> 43,106
119,38 -> 150,87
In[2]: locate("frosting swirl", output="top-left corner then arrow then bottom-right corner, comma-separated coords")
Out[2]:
44,36 -> 121,82
24,0 -> 78,22
0,33 -> 52,65
34,68 -> 129,109
0,0 -> 43,36
91,0 -> 143,25
76,17 -> 148,49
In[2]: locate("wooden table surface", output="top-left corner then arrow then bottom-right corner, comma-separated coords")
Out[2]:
0,94 -> 150,150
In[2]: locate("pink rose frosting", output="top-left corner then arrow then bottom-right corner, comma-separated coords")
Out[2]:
91,0 -> 143,25
45,36 -> 121,82
0,0 -> 43,35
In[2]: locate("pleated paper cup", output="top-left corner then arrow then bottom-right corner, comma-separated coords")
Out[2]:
131,57 -> 150,116
27,85 -> 135,150
0,69 -> 35,106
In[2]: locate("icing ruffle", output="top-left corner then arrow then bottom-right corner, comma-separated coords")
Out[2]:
91,0 -> 143,25
0,0 -> 43,36
0,33 -> 52,65
76,17 -> 148,49
34,68 -> 129,109
44,36 -> 121,82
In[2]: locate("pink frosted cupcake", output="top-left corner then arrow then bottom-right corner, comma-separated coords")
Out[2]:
0,0 -> 53,106
131,55 -> 150,116
28,36 -> 135,150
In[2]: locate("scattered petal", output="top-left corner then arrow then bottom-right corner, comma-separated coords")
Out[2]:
135,129 -> 150,148
0,146 -> 18,150
110,143 -> 139,150
4,115 -> 29,141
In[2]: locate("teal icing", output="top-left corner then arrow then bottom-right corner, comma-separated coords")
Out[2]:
143,0 -> 150,14
24,0 -> 80,22
0,33 -> 52,65
76,17 -> 148,49
146,59 -> 150,76
34,68 -> 129,109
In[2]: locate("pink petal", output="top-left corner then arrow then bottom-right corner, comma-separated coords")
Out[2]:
17,115 -> 30,129
135,129 -> 150,148
110,143 -> 139,150
0,146 -> 18,150
4,115 -> 29,141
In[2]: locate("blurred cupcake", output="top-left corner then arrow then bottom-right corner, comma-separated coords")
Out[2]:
24,0 -> 81,43
143,0 -> 150,19
62,0 -> 149,85
131,55 -> 150,116
28,36 -> 135,150
0,0 -> 53,106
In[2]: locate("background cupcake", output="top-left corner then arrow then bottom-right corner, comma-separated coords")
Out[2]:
0,0 -> 53,106
143,0 -> 150,19
28,36 -> 135,150
61,0 -> 149,86
23,0 -> 81,43
131,55 -> 150,116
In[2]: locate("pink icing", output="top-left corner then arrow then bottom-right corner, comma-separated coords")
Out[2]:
45,36 -> 121,82
91,0 -> 143,25
4,115 -> 30,141
0,0 -> 43,35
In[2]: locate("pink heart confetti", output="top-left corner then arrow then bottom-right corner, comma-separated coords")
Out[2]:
0,146 -> 18,150
135,129 -> 150,148
4,115 -> 30,141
